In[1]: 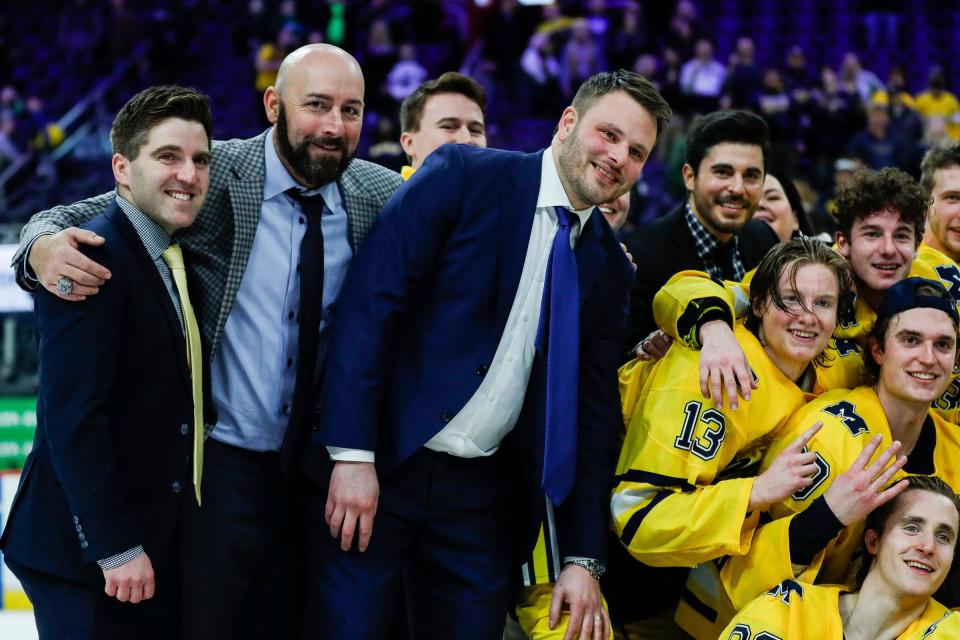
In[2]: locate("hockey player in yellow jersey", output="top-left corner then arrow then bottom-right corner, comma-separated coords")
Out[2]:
609,238 -> 855,635
722,475 -> 960,640
701,277 -> 960,640
646,167 -> 933,409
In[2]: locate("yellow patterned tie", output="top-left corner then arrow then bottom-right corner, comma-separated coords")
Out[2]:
161,243 -> 204,505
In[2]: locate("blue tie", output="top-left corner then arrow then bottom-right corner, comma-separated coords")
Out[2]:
537,206 -> 580,505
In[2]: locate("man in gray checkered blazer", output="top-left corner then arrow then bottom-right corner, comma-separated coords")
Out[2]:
12,44 -> 402,639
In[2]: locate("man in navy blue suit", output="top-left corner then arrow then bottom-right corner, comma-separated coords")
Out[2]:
304,70 -> 672,639
0,86 -> 211,639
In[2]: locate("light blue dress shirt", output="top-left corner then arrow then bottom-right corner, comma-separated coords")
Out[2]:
210,128 -> 353,451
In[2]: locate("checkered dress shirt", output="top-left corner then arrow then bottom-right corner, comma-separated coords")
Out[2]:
684,203 -> 745,281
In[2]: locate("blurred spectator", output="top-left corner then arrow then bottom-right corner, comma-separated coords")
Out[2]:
0,112 -> 23,168
723,37 -> 762,109
57,0 -> 105,78
255,27 -> 300,95
386,43 -> 429,102
519,33 -> 561,117
560,18 -> 602,98
754,68 -> 794,160
679,38 -> 726,112
585,0 -> 610,39
599,191 -> 631,232
816,157 -> 856,226
838,52 -> 884,103
664,0 -> 700,59
914,66 -> 960,140
782,45 -> 817,94
606,1 -> 647,71
367,116 -> 405,173
657,47 -> 684,115
810,67 -> 863,183
846,100 -> 909,170
361,19 -> 399,112
753,170 -> 821,242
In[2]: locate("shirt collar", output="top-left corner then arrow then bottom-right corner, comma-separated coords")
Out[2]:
263,127 -> 343,208
114,194 -> 171,261
684,201 -> 739,256
537,149 -> 594,228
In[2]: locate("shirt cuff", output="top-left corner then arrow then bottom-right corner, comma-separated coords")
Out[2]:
97,545 -> 145,571
327,447 -> 375,463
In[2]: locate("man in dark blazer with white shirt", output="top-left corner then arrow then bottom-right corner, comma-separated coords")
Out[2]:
1,86 -> 212,639
304,70 -> 672,640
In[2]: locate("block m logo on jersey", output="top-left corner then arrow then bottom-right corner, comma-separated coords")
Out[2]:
935,264 -> 960,301
822,401 -> 869,436
767,579 -> 804,605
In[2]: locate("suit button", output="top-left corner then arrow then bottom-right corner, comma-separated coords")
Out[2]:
180,423 -> 189,435
75,524 -> 82,532
80,540 -> 89,550
476,364 -> 488,376
441,411 -> 454,422
78,532 -> 85,541
73,516 -> 79,524
171,481 -> 182,493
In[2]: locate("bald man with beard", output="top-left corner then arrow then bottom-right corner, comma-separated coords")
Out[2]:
11,44 -> 402,639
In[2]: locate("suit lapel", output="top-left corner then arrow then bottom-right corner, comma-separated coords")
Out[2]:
496,152 -> 543,327
103,205 -> 191,389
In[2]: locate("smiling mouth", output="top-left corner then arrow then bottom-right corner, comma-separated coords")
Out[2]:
167,191 -> 193,201
788,329 -> 817,340
592,162 -> 619,185
908,371 -> 937,381
871,263 -> 901,274
905,559 -> 934,573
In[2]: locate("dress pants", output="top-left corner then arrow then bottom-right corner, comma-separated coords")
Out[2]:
6,557 -> 177,640
303,447 -> 519,640
178,438 -> 305,640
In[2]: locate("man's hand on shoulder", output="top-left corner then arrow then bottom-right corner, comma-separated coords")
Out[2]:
102,553 -> 155,603
325,461 -> 379,552
699,319 -> 756,410
550,563 -> 610,640
29,228 -> 111,301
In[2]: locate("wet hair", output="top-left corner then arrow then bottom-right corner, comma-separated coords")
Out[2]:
920,141 -> 960,198
863,280 -> 959,384
854,475 -> 960,588
685,110 -> 770,176
834,167 -> 929,247
745,237 -> 855,368
571,69 -> 672,137
110,85 -> 212,159
399,72 -> 486,134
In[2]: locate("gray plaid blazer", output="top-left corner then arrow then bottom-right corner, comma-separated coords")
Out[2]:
15,129 -> 403,361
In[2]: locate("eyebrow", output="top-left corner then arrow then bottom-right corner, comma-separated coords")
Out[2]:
303,92 -> 365,107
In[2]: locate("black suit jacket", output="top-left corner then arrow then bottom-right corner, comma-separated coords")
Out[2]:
623,203 -> 779,347
1,203 -> 194,587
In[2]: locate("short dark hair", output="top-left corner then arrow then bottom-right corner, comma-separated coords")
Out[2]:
685,110 -> 770,176
745,236 -> 855,368
571,69 -> 672,137
399,72 -> 486,134
834,167 -> 929,245
110,85 -> 212,159
863,279 -> 958,384
855,475 -> 960,588
920,141 -> 960,197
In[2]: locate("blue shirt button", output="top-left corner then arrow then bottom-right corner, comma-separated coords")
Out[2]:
80,540 -> 89,549
171,481 -> 182,493
180,423 -> 189,435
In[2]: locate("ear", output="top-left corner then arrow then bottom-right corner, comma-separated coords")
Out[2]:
835,231 -> 850,258
868,335 -> 884,367
681,163 -> 696,192
263,86 -> 281,125
112,153 -> 131,188
399,130 -> 417,160
864,527 -> 880,555
556,106 -> 578,143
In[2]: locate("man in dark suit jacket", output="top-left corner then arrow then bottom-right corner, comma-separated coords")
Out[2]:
12,45 -> 402,639
303,71 -> 672,640
0,86 -> 212,638
624,110 -> 779,351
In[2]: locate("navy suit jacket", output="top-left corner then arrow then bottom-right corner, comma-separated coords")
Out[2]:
311,144 -> 633,561
1,203 -> 194,587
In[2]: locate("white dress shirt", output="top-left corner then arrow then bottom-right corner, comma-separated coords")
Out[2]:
329,149 -> 593,462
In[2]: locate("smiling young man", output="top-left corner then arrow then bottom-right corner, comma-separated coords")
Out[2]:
398,71 -> 486,179
624,110 -> 779,348
306,70 -> 670,640
0,86 -> 212,639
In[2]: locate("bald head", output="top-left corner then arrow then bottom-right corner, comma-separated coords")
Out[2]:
264,43 -> 366,188
275,43 -> 364,97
